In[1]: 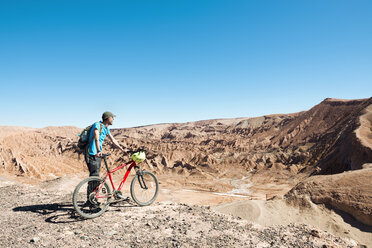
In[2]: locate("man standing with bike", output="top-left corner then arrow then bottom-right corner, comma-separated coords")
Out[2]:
85,111 -> 125,203
85,111 -> 125,176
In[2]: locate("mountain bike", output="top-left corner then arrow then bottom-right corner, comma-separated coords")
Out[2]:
72,149 -> 159,219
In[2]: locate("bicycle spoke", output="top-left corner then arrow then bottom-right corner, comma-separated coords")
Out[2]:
72,177 -> 111,219
131,171 -> 159,206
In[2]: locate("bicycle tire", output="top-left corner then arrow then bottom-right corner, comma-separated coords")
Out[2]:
72,176 -> 112,219
130,171 -> 159,206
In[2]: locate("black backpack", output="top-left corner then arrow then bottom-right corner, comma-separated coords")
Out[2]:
77,122 -> 103,150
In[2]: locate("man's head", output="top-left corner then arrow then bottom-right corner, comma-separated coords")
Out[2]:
102,111 -> 116,125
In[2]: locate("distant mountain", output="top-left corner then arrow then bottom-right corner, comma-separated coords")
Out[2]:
0,97 -> 371,182
110,97 -> 372,176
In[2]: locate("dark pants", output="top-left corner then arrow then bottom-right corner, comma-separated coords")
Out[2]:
85,153 -> 102,201
85,153 -> 102,177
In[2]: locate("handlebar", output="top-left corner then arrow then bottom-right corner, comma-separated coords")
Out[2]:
125,148 -> 147,155
99,148 -> 146,159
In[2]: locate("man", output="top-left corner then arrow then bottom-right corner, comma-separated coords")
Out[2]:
85,111 -> 125,177
85,111 -> 125,207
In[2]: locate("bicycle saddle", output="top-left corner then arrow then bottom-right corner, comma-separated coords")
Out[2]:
101,153 -> 111,158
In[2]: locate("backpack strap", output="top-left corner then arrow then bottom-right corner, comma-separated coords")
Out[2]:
86,122 -> 105,152
99,122 -> 104,135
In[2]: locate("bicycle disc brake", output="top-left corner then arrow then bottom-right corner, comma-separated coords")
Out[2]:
89,192 -> 100,205
89,187 -> 107,205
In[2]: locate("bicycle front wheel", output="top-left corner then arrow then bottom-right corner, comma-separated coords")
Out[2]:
130,171 -> 159,206
72,176 -> 112,219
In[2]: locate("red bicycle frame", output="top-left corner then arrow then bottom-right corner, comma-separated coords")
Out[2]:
94,155 -> 138,199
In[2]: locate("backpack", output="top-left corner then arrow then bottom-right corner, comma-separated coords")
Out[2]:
77,122 -> 104,150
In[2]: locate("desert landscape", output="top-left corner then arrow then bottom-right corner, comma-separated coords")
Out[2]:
0,97 -> 371,247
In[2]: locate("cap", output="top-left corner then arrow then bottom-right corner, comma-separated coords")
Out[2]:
102,111 -> 116,120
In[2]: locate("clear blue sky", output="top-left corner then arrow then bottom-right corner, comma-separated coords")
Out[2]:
1,0 -> 371,128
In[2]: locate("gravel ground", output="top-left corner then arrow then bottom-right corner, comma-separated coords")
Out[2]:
0,184 -> 357,248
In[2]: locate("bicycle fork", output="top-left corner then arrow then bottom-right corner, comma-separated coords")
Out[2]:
135,166 -> 148,190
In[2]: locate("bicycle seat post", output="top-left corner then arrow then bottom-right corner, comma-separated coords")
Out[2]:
103,156 -> 110,173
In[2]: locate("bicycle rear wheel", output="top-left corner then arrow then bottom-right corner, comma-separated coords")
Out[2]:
130,171 -> 159,206
72,176 -> 112,219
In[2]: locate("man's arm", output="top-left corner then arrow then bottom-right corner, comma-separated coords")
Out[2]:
94,129 -> 102,157
108,133 -> 125,153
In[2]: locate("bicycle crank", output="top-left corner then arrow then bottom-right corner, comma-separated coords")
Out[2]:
113,190 -> 130,201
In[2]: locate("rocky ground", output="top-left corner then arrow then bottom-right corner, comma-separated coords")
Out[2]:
0,181 -> 358,248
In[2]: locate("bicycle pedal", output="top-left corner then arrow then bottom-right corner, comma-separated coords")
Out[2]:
117,195 -> 130,201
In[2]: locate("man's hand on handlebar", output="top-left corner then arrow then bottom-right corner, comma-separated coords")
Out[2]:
95,152 -> 103,158
119,146 -> 126,153
123,148 -> 147,156
124,149 -> 136,155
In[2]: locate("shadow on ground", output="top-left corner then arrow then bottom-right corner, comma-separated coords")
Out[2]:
12,200 -> 138,224
13,202 -> 82,224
